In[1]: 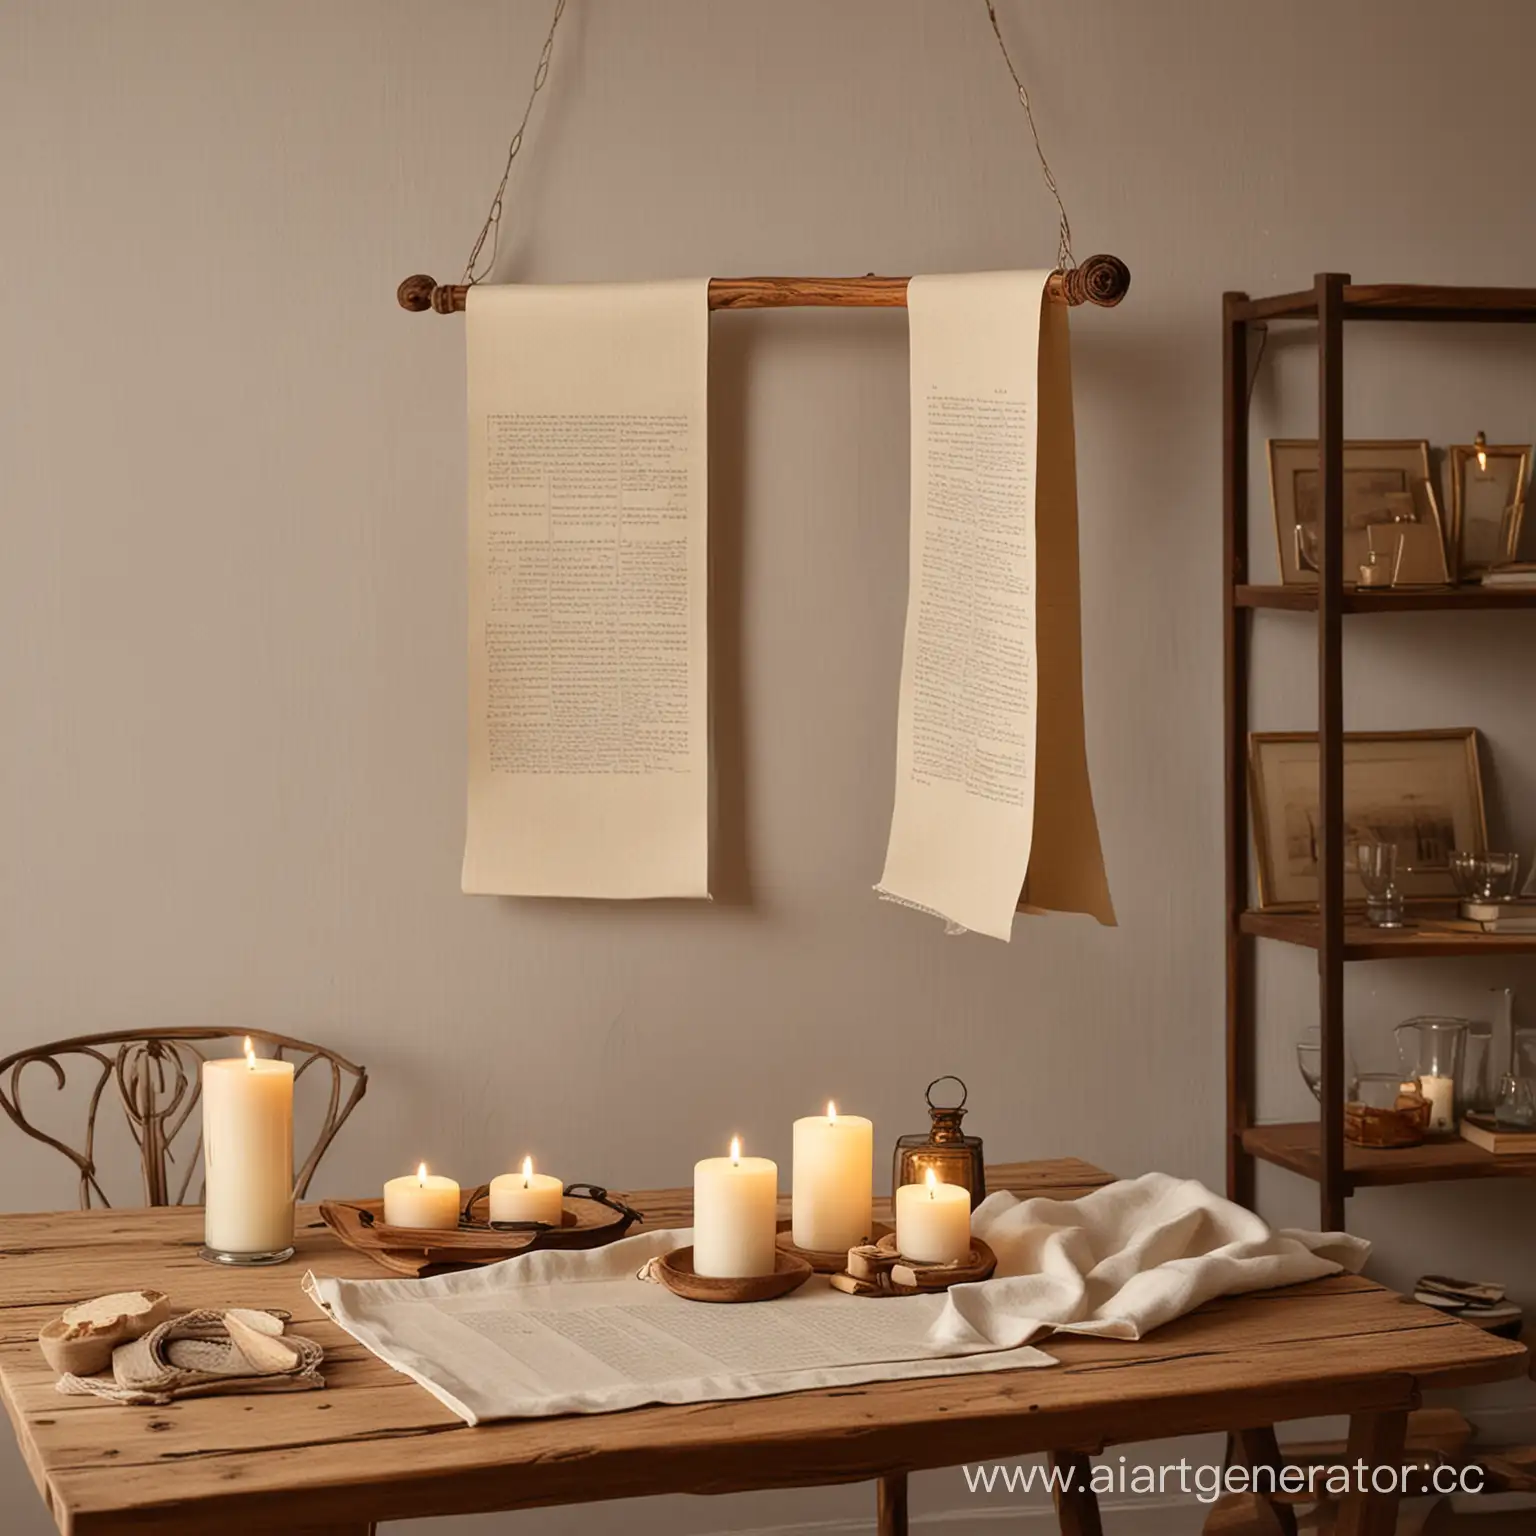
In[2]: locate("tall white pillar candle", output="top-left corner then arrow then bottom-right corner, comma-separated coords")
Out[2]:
895,1169 -> 971,1264
693,1137 -> 778,1278
489,1156 -> 564,1224
383,1164 -> 461,1229
792,1102 -> 873,1252
202,1039 -> 295,1258
1420,1074 -> 1456,1133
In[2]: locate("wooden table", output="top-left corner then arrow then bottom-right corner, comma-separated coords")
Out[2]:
0,1159 -> 1524,1536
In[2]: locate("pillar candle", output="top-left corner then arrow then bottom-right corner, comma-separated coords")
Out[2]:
693,1137 -> 778,1278
489,1157 -> 564,1224
383,1164 -> 460,1229
1420,1074 -> 1456,1133
202,1039 -> 295,1257
895,1169 -> 971,1264
791,1102 -> 873,1252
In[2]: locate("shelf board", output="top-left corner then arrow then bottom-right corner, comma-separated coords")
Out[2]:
1243,1122 -> 1536,1187
1234,283 -> 1536,325
1235,584 -> 1536,613
1238,907 -> 1536,960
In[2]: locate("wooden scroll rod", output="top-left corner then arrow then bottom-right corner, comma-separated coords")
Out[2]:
397,253 -> 1130,316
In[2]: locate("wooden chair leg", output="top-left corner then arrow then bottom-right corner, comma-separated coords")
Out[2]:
1335,1410 -> 1409,1536
877,1471 -> 908,1536
1236,1425 -> 1300,1536
1049,1449 -> 1104,1536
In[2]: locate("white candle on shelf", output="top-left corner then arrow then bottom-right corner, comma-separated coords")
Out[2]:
895,1168 -> 971,1264
202,1037 -> 295,1260
1419,1074 -> 1456,1133
693,1137 -> 778,1278
792,1101 -> 873,1252
489,1156 -> 564,1225
383,1164 -> 460,1229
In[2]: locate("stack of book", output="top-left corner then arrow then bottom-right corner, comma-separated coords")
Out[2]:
1481,561 -> 1536,588
1460,1111 -> 1536,1154
1412,1272 -> 1523,1337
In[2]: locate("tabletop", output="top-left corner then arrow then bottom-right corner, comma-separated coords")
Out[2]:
0,1158 -> 1525,1535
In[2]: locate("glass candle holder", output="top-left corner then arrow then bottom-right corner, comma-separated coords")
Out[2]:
1451,851 -> 1522,921
1394,1017 -> 1470,1134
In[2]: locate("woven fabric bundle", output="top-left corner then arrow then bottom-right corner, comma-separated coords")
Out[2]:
57,1308 -> 324,1405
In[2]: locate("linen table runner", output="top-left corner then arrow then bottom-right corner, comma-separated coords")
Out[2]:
306,1174 -> 1367,1425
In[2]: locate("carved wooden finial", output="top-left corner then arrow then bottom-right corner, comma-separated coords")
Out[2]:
1062,253 -> 1131,308
397,274 -> 438,312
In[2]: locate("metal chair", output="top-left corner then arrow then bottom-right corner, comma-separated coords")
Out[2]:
0,1027 -> 366,1209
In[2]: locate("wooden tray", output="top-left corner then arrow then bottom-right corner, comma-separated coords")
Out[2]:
320,1183 -> 642,1277
831,1235 -> 997,1297
653,1246 -> 813,1303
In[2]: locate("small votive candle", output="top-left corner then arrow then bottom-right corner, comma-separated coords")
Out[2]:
693,1137 -> 778,1278
1419,1073 -> 1456,1134
383,1164 -> 460,1229
895,1168 -> 971,1264
489,1156 -> 564,1225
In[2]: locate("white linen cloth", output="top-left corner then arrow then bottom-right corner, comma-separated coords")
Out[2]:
305,1174 -> 1368,1425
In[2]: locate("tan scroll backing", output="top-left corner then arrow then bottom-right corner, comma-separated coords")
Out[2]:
877,271 -> 1113,940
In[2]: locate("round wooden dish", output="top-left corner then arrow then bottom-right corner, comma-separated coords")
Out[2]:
654,1246 -> 813,1303
775,1220 -> 894,1274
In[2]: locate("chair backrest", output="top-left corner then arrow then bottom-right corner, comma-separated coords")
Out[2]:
0,1028 -> 367,1210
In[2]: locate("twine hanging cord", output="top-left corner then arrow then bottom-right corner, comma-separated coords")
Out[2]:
462,0 -> 567,287
983,0 -> 1076,273
461,0 -> 1077,284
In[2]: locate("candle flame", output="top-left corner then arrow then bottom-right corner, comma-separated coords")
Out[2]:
243,1036 -> 255,1070
522,1155 -> 533,1187
417,1162 -> 428,1186
827,1101 -> 837,1125
1476,432 -> 1489,473
730,1136 -> 741,1166
925,1167 -> 937,1199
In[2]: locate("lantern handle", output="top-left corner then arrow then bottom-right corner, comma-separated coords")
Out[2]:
925,1075 -> 968,1112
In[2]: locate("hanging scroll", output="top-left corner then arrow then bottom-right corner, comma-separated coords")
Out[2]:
461,280 -> 712,899
876,271 -> 1114,940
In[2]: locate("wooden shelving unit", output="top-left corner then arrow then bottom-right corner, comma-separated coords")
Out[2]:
1223,275 -> 1536,1231
1242,1124 -> 1536,1187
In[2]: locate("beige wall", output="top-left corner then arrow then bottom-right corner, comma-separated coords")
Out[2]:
4,2 -> 1536,1532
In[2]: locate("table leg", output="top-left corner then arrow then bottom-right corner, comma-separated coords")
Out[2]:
877,1471 -> 908,1536
1236,1425 -> 1299,1536
1049,1450 -> 1103,1536
1335,1410 -> 1409,1536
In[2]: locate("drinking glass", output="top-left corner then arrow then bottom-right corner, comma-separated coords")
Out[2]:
1355,842 -> 1404,928
1450,851 -> 1521,916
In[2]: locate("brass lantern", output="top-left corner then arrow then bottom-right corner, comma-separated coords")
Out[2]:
892,1076 -> 985,1210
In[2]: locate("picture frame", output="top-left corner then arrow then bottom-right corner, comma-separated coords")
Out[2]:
1268,439 -> 1448,587
1448,440 -> 1529,579
1248,729 -> 1488,910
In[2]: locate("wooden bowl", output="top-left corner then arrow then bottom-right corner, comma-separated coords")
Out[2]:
654,1246 -> 813,1303
775,1220 -> 894,1274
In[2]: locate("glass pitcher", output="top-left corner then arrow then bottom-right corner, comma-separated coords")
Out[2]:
1395,1017 -> 1471,1134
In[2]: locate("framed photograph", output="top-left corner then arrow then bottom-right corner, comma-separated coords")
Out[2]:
1449,439 -> 1528,579
1248,729 -> 1488,910
1268,439 -> 1447,587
